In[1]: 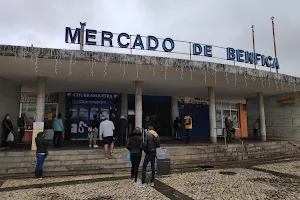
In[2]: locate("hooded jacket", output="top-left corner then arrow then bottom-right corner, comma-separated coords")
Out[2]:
225,118 -> 234,131
53,117 -> 64,132
143,130 -> 160,154
126,132 -> 142,154
35,133 -> 48,154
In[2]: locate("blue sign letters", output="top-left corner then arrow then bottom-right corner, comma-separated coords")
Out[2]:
65,26 -> 280,69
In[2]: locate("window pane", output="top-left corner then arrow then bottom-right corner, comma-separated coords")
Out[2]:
216,101 -> 222,110
222,102 -> 231,109
78,106 -> 89,121
231,103 -> 238,110
44,104 -> 57,129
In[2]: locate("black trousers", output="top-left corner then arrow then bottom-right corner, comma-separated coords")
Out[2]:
131,153 -> 142,182
118,133 -> 126,147
19,128 -> 25,143
174,128 -> 180,139
1,131 -> 9,147
53,131 -> 62,147
253,129 -> 258,140
185,129 -> 191,144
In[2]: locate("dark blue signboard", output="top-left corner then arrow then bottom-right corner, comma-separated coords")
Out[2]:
66,92 -> 120,139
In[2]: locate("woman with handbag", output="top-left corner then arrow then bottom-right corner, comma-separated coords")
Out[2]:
1,114 -> 13,149
126,128 -> 143,184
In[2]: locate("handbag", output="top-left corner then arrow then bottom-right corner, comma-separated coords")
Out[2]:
5,121 -> 14,142
126,152 -> 131,162
7,132 -> 14,142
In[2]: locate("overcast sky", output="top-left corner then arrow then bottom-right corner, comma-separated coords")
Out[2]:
0,0 -> 299,76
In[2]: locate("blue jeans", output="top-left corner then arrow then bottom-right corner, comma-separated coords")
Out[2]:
142,153 -> 156,184
35,153 -> 46,171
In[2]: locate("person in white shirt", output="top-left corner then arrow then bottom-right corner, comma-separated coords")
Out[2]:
99,118 -> 115,159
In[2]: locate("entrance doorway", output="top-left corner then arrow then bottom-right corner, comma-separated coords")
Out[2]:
179,104 -> 210,139
128,95 -> 172,138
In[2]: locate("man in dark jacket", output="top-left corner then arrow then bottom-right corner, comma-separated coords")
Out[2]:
173,117 -> 181,140
35,132 -> 48,178
138,126 -> 160,187
126,128 -> 142,183
118,115 -> 128,147
225,116 -> 235,142
18,113 -> 26,143
143,116 -> 153,130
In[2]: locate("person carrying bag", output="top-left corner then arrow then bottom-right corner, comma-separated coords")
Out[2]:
1,114 -> 14,149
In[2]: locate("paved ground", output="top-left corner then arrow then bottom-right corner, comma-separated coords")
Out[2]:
1,159 -> 300,200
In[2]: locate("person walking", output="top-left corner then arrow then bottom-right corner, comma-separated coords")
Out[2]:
89,115 -> 100,148
253,118 -> 260,140
35,132 -> 48,178
52,113 -> 64,147
225,116 -> 235,142
173,117 -> 181,140
18,113 -> 26,143
99,118 -> 115,159
138,126 -> 160,188
1,114 -> 13,149
143,116 -> 153,130
184,115 -> 192,144
126,128 -> 143,183
118,115 -> 128,147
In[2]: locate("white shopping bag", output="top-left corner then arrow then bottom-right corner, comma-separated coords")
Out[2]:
7,132 -> 14,142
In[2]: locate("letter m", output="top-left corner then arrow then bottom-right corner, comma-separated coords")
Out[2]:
65,27 -> 81,44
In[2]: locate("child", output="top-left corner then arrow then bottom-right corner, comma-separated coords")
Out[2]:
126,128 -> 143,184
35,132 -> 48,178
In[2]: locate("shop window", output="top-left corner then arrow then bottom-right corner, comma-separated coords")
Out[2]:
216,101 -> 222,110
222,102 -> 231,109
217,102 -> 241,130
231,103 -> 238,110
231,110 -> 240,128
44,104 -> 58,129
78,106 -> 89,120
242,104 -> 246,111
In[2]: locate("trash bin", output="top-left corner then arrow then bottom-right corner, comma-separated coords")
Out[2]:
156,147 -> 171,175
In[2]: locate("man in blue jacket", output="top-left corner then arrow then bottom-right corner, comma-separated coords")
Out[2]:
53,113 -> 64,147
137,126 -> 160,188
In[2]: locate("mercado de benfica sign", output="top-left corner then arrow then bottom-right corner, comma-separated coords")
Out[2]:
65,26 -> 280,69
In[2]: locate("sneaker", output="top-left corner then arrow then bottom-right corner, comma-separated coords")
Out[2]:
110,152 -> 114,156
89,145 -> 92,148
104,157 -> 108,160
93,145 -> 99,148
149,182 -> 155,187
132,178 -> 140,183
135,183 -> 147,188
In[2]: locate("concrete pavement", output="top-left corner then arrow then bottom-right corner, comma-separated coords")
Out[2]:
1,158 -> 300,199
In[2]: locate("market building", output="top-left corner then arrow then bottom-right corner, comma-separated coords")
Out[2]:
0,25 -> 300,148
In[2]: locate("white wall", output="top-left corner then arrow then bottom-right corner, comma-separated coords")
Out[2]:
0,78 -> 21,144
246,92 -> 300,141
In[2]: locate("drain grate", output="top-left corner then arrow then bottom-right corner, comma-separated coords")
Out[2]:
219,171 -> 237,176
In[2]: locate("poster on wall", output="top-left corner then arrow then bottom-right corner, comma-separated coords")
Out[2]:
100,108 -> 110,120
31,122 -> 44,151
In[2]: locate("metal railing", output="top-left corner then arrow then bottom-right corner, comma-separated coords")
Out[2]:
216,128 -> 244,160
